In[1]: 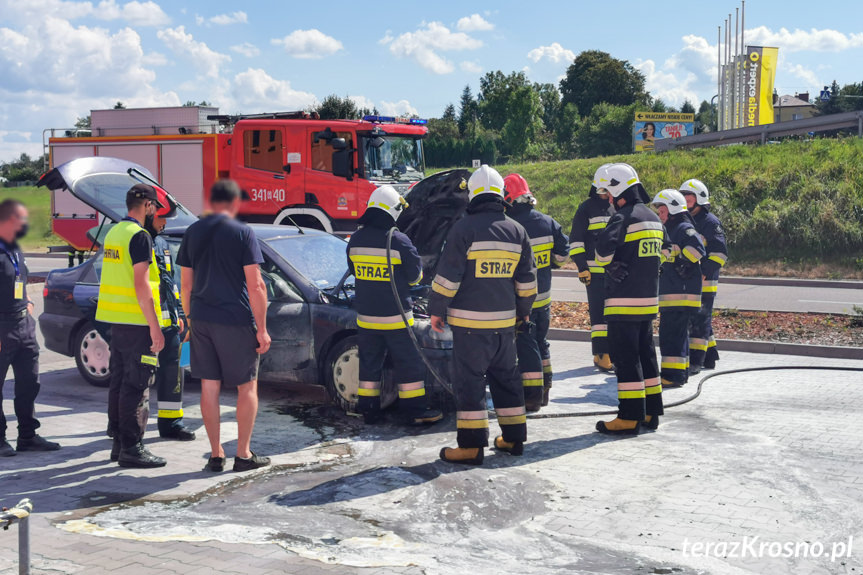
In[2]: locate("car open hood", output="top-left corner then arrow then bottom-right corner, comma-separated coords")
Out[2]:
38,156 -> 197,227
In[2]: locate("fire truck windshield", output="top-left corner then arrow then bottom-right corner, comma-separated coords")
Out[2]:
363,135 -> 424,183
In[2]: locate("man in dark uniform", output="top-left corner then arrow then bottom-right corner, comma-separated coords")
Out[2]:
144,186 -> 195,441
347,185 -> 442,426
679,179 -> 728,372
0,199 -> 60,456
99,184 -> 167,468
594,164 -> 664,435
569,165 -> 615,372
652,189 -> 705,388
430,165 -> 537,465
503,173 -> 568,411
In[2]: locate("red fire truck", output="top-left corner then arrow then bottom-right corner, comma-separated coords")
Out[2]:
45,106 -> 428,249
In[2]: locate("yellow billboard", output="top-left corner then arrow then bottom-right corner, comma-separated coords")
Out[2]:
633,113 -> 695,152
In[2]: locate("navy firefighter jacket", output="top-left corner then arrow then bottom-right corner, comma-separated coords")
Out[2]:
692,207 -> 728,296
658,215 -> 705,313
569,187 -> 613,275
507,203 -> 569,309
347,223 -> 423,330
429,199 -> 537,331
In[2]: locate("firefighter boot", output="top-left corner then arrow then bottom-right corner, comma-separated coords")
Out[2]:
661,377 -> 682,389
408,408 -> 444,426
595,418 -> 640,436
641,415 -> 660,431
541,373 -> 552,407
594,354 -> 613,372
525,396 -> 543,413
439,446 -> 484,466
494,436 -> 524,456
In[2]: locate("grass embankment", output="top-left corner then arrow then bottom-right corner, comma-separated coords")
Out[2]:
433,138 -> 863,278
0,186 -> 62,251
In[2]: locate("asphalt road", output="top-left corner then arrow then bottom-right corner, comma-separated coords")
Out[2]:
26,254 -> 863,315
551,274 -> 863,315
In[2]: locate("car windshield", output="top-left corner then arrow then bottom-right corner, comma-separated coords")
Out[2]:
265,233 -> 349,289
364,136 -> 424,183
73,172 -> 198,227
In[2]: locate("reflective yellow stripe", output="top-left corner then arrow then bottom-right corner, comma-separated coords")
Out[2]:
398,388 -> 426,399
659,300 -> 701,308
358,388 -> 381,397
605,306 -> 659,315
589,267 -> 605,274
645,385 -> 663,395
531,242 -> 554,252
467,250 -> 522,261
350,255 -> 402,265
661,361 -> 687,370
498,415 -> 527,425
522,377 -> 544,387
591,330 -> 608,338
157,409 -> 184,419
457,419 -> 489,429
702,286 -> 718,293
587,222 -> 606,230
447,316 -> 517,329
683,246 -> 702,263
532,296 -> 552,309
431,282 -> 458,298
140,354 -> 158,366
569,247 -> 586,255
357,316 -> 414,330
619,390 -> 646,399
517,287 -> 538,298
624,230 -> 664,242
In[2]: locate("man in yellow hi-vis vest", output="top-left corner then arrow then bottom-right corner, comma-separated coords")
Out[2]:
97,184 -> 168,468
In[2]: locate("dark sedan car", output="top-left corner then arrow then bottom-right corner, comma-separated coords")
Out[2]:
38,157 -> 453,413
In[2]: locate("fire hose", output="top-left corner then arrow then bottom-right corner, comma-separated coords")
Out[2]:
386,228 -> 863,419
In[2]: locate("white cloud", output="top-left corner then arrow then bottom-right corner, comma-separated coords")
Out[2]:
230,42 -> 260,58
0,0 -> 170,26
781,62 -> 820,89
382,21 -> 483,74
141,51 -> 169,66
272,29 -> 343,59
349,95 -> 376,112
197,11 -> 248,26
527,42 -> 575,64
157,26 -> 231,78
460,60 -> 483,74
94,1 -> 170,26
232,68 -> 317,111
745,26 -> 863,53
456,14 -> 493,32
378,99 -> 418,117
636,34 -> 717,106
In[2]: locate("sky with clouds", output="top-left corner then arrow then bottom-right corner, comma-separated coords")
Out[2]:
1,0 -> 863,162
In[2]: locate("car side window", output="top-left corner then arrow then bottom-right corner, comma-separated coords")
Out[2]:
260,256 -> 303,301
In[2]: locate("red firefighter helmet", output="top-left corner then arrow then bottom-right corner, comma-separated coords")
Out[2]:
154,186 -> 176,218
503,173 -> 535,204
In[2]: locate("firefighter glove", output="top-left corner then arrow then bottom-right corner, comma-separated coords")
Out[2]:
578,270 -> 591,286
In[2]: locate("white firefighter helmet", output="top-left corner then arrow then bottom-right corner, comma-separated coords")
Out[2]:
366,185 -> 408,221
468,164 -> 505,200
652,189 -> 688,215
679,178 -> 710,206
592,163 -> 613,191
604,163 -> 641,198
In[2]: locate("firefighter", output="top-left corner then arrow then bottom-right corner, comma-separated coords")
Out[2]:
347,185 -> 443,426
569,164 -> 614,372
142,187 -> 195,441
652,190 -> 705,388
503,173 -> 568,411
98,184 -> 167,467
679,179 -> 728,372
430,165 -> 537,465
594,163 -> 663,435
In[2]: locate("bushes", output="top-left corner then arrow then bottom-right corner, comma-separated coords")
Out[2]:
435,137 -> 863,264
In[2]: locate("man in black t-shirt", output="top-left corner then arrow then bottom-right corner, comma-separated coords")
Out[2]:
0,199 -> 60,456
178,179 -> 271,473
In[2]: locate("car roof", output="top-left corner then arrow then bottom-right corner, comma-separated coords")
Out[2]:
162,223 -> 334,239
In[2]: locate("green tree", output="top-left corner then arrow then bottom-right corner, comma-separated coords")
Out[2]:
501,85 -> 544,159
680,100 -> 696,114
534,82 -> 561,135
555,102 -> 580,156
477,70 -> 531,132
559,50 -> 647,117
575,102 -> 640,157
0,153 -> 47,182
457,85 -> 477,136
696,100 -> 717,132
442,103 -> 457,123
314,94 -> 360,120
183,100 -> 212,107
815,80 -> 863,115
74,116 -> 91,130
113,101 -> 126,109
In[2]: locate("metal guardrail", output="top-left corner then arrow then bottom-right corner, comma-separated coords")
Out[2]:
656,110 -> 863,151
1,499 -> 32,575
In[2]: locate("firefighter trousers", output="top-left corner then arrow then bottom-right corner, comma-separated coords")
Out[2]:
689,292 -> 718,369
531,305 -> 553,388
452,328 -> 526,448
587,274 -> 609,356
0,316 -> 41,441
608,320 -> 663,421
107,325 -> 157,449
515,318 -> 543,406
659,310 -> 694,385
357,327 -> 427,417
156,327 -> 185,434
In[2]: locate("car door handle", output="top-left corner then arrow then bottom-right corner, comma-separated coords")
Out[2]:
273,174 -> 285,180
88,296 -> 98,305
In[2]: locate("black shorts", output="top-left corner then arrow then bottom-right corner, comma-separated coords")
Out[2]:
190,319 -> 259,387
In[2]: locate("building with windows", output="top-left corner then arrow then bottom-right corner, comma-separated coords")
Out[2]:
774,93 -> 817,122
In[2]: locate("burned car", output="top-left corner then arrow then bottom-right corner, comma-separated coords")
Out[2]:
37,157 -> 459,413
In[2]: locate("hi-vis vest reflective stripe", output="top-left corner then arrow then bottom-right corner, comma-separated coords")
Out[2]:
96,220 -> 168,327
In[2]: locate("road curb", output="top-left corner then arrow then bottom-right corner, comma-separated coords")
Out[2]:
552,269 -> 863,290
548,328 -> 863,360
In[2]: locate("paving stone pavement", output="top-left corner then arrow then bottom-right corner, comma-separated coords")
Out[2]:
1,336 -> 862,575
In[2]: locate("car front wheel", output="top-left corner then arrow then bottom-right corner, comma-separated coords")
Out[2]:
74,322 -> 111,387
324,335 -> 396,414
